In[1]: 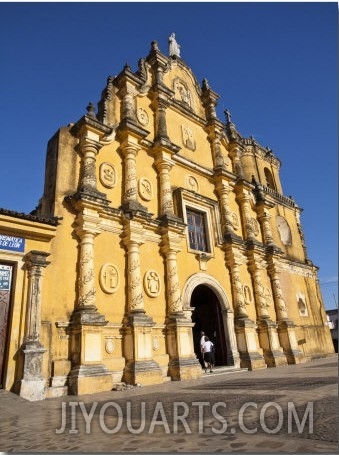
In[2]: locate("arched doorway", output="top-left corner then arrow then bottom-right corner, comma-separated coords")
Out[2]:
191,284 -> 228,367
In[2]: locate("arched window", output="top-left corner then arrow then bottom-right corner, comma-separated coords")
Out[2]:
264,167 -> 276,190
298,298 -> 308,316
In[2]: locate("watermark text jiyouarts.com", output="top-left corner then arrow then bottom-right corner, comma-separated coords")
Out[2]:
56,400 -> 314,435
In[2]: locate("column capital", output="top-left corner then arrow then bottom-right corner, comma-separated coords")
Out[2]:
24,251 -> 50,269
154,153 -> 175,171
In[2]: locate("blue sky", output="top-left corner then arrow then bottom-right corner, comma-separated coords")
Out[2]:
0,2 -> 337,309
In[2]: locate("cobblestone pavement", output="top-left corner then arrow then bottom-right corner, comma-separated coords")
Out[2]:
0,355 -> 337,453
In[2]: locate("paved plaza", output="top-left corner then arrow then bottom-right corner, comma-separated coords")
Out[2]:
0,355 -> 337,453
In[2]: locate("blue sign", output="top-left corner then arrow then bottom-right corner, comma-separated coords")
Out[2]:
0,265 -> 12,290
0,234 -> 25,252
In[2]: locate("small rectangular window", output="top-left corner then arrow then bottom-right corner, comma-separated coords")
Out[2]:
186,209 -> 209,252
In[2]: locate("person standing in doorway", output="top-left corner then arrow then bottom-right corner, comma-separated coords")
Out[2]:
199,331 -> 206,369
203,336 -> 215,373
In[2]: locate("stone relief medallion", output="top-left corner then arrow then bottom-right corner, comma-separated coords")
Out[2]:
181,125 -> 196,151
105,338 -> 115,354
99,162 -> 116,188
251,218 -> 259,236
136,107 -> 149,126
186,175 -> 199,192
232,212 -> 240,230
152,336 -> 160,351
144,270 -> 161,297
99,263 -> 120,294
138,177 -> 153,201
28,357 -> 42,376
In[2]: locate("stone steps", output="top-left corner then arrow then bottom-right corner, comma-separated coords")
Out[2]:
200,366 -> 248,377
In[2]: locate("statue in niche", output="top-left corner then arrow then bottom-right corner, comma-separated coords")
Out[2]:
169,33 -> 181,58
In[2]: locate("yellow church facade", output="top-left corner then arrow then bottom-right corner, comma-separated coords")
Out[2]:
0,39 -> 334,400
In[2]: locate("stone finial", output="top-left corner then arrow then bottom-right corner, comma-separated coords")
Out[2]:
86,102 -> 96,119
202,78 -> 210,90
224,108 -> 232,124
151,40 -> 159,51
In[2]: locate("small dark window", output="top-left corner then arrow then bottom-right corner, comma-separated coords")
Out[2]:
264,167 -> 276,190
186,209 -> 209,252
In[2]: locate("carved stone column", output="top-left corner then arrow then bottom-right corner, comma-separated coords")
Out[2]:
155,156 -> 175,215
166,249 -> 183,314
122,144 -> 139,203
122,87 -> 137,122
248,261 -> 270,320
229,262 -> 248,319
79,138 -> 99,192
224,246 -> 266,370
156,100 -> 170,140
236,191 -> 256,241
78,231 -> 96,306
229,145 -> 245,178
267,264 -> 289,321
267,262 -> 303,364
214,180 -> 234,235
161,225 -> 202,381
18,251 -> 50,401
223,308 -> 241,367
71,210 -> 106,323
122,217 -> 163,385
71,103 -> 112,199
201,78 -> 218,121
257,210 -> 275,245
248,257 -> 287,367
125,239 -> 145,313
68,216 -> 112,395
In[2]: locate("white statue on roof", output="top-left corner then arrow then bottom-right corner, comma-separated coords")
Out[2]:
169,33 -> 181,58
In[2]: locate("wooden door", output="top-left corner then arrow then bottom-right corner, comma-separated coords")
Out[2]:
0,263 -> 13,387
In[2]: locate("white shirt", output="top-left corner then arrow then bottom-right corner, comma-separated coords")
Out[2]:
203,340 -> 214,353
200,335 -> 206,351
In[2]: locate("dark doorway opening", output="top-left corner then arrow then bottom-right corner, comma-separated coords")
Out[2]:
191,284 -> 228,367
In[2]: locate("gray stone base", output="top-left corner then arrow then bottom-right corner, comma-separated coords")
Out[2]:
19,378 -> 46,401
168,357 -> 202,381
263,350 -> 288,367
239,352 -> 267,370
68,364 -> 113,395
123,360 -> 163,386
284,349 -> 305,365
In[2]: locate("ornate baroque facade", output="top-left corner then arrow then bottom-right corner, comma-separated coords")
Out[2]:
0,38 -> 334,400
